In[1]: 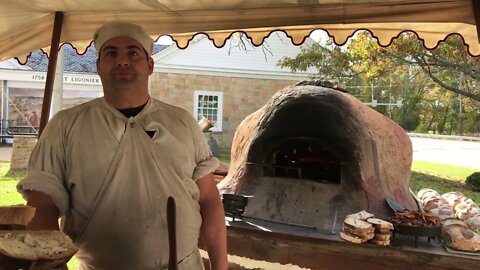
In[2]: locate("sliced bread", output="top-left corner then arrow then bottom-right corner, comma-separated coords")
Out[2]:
0,230 -> 78,261
344,217 -> 373,231
366,218 -> 394,231
340,231 -> 365,244
342,226 -> 374,240
373,233 -> 391,241
0,205 -> 36,226
346,210 -> 374,221
369,238 -> 390,246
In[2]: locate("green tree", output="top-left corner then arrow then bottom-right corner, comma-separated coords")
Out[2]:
278,31 -> 480,134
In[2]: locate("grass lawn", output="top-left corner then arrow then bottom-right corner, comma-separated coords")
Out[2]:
0,160 -> 478,269
410,160 -> 480,204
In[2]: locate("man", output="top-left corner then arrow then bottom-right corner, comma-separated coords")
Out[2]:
29,111 -> 39,127
17,22 -> 228,270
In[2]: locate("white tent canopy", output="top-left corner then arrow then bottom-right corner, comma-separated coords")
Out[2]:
0,0 -> 479,63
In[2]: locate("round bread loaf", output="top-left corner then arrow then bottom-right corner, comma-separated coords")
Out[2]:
0,230 -> 78,261
441,224 -> 480,252
442,192 -> 466,209
417,188 -> 441,204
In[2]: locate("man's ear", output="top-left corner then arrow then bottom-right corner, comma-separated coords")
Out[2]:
96,58 -> 100,70
148,57 -> 154,74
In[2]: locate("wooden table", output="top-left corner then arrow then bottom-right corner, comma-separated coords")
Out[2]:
224,217 -> 479,270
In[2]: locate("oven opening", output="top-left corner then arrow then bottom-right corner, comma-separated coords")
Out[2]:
265,137 -> 342,184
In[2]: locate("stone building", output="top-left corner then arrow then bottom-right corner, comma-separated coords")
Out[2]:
0,31 -> 316,152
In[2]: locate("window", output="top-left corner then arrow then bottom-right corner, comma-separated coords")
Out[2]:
194,90 -> 223,132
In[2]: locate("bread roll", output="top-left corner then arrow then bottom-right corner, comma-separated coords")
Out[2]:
0,205 -> 36,226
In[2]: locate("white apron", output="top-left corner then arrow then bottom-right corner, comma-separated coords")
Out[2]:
71,116 -> 205,270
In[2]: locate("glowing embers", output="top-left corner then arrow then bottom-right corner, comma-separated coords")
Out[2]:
266,137 -> 342,184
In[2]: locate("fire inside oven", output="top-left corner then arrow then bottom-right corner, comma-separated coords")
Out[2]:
264,137 -> 342,184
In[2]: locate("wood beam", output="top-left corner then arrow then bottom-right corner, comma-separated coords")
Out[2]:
472,0 -> 480,44
38,11 -> 64,137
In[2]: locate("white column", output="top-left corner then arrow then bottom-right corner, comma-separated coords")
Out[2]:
51,46 -> 64,118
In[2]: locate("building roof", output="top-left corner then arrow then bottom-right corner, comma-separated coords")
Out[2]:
25,44 -> 167,73
0,59 -> 31,70
153,32 -> 318,79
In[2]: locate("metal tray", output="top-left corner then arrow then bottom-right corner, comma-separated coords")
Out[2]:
394,223 -> 442,237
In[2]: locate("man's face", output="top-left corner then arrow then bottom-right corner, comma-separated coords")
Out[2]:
96,36 -> 154,91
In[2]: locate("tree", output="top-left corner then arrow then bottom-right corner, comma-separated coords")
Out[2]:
278,31 -> 480,134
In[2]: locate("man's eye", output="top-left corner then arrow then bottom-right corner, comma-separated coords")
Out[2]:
105,51 -> 117,57
129,51 -> 139,57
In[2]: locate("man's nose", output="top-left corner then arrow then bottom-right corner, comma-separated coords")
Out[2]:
115,54 -> 130,67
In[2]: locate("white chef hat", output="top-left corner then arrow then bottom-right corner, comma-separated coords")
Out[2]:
93,21 -> 154,56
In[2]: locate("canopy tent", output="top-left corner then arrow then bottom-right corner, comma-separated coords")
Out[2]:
0,0 -> 478,134
1,0 -> 479,62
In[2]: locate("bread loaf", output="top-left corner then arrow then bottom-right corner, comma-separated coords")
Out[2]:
0,205 -> 36,226
465,215 -> 480,233
417,189 -> 480,252
441,218 -> 469,229
0,230 -> 78,261
454,199 -> 480,220
417,188 -> 441,204
442,192 -> 466,209
441,224 -> 480,252
428,205 -> 455,219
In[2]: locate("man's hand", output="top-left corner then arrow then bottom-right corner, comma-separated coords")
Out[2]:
24,190 -> 60,230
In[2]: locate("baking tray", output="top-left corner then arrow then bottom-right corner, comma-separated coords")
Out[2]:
443,242 -> 480,256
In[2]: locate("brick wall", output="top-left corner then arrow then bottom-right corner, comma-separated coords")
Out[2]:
150,72 -> 298,150
10,136 -> 37,170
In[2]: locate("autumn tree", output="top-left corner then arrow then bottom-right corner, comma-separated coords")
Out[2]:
278,31 -> 480,134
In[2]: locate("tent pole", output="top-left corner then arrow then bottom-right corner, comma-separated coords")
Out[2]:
38,11 -> 64,137
473,0 -> 480,43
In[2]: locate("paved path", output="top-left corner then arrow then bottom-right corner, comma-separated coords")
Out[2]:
410,137 -> 480,169
0,146 -> 12,162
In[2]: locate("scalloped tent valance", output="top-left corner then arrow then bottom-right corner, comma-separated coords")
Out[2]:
1,0 -> 479,64
2,0 -> 478,135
